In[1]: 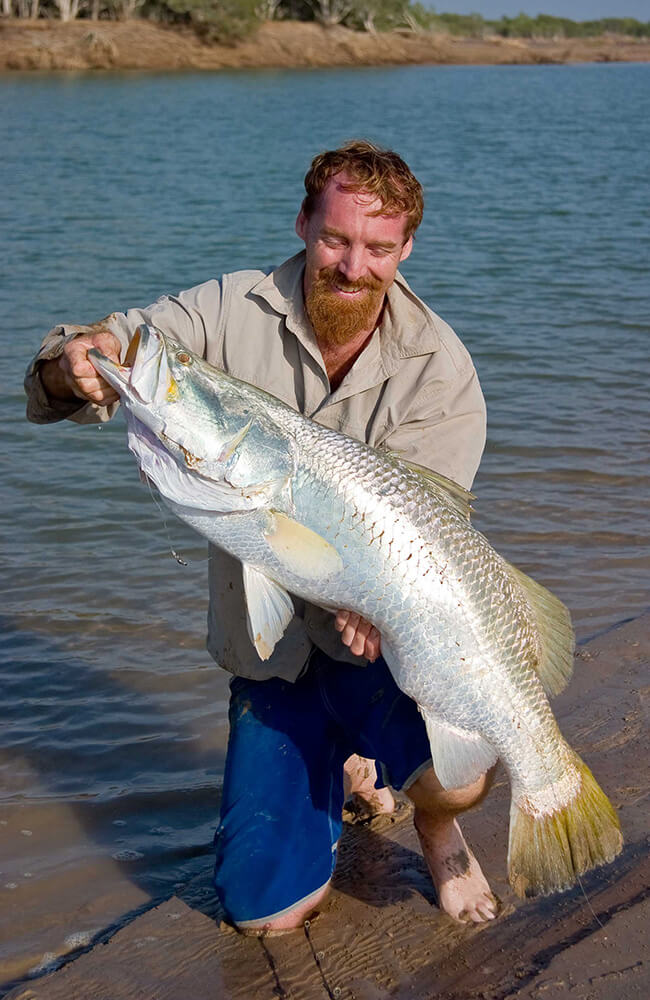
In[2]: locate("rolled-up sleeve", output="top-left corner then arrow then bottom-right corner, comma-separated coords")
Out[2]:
25,279 -> 222,425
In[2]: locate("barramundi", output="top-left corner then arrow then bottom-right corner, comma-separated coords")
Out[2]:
90,323 -> 622,899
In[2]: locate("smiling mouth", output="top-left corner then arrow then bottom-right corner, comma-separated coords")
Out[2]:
330,277 -> 373,295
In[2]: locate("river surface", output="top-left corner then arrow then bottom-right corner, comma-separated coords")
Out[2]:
1,61 -> 649,991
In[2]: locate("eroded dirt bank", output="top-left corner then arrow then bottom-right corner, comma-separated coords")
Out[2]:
1,19 -> 650,72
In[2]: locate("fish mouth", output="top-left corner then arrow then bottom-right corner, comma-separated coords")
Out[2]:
89,324 -> 170,405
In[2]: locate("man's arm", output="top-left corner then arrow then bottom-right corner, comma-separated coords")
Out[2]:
25,281 -> 221,425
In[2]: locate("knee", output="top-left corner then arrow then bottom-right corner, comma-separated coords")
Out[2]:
229,883 -> 332,935
407,763 -> 497,815
214,823 -> 334,933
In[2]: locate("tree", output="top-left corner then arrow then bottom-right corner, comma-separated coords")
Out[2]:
255,0 -> 282,19
52,0 -> 82,19
345,0 -> 403,33
117,0 -> 146,17
307,0 -> 353,28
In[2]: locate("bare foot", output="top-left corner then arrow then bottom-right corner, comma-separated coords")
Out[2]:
343,754 -> 395,818
414,811 -> 497,923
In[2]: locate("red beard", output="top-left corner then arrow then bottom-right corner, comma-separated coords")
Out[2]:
306,267 -> 384,346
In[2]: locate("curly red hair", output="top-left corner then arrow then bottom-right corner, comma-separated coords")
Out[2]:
302,140 -> 424,241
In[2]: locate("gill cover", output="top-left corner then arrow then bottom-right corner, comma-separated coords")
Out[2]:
91,324 -> 295,513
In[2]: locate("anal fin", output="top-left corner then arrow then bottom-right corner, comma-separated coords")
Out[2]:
420,709 -> 498,790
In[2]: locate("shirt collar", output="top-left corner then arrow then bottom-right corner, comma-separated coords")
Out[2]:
249,250 -> 441,380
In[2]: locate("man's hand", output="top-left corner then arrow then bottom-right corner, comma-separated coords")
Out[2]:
335,611 -> 381,661
40,330 -> 122,406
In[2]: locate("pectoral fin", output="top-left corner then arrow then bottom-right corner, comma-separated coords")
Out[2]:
242,563 -> 295,660
420,709 -> 498,790
264,511 -> 343,581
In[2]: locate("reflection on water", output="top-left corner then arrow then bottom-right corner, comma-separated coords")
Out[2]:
1,61 -> 649,991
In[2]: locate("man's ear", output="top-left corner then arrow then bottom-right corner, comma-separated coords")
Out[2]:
399,235 -> 413,263
295,209 -> 308,242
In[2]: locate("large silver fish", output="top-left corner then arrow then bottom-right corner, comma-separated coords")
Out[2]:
90,324 -> 622,899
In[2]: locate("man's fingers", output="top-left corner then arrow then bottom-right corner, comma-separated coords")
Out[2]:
73,378 -> 120,405
340,612 -> 361,649
365,626 -> 381,662
60,330 -> 122,404
91,330 -> 122,361
349,617 -> 372,656
66,333 -> 118,375
335,610 -> 351,632
62,361 -> 118,403
336,612 -> 382,662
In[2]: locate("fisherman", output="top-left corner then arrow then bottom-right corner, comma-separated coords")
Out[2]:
26,141 -> 497,931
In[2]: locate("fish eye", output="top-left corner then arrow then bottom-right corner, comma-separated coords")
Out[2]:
176,351 -> 192,365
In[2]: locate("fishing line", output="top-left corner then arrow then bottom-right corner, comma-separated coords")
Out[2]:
143,474 -> 188,566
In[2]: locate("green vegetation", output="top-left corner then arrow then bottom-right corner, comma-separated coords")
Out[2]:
4,0 -> 650,47
404,9 -> 650,39
147,0 -> 261,45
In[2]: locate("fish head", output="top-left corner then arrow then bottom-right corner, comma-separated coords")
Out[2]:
89,324 -> 295,511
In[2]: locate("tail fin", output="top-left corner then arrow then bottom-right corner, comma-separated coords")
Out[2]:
508,756 -> 623,898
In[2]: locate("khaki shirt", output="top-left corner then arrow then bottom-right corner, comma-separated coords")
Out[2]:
25,251 -> 486,682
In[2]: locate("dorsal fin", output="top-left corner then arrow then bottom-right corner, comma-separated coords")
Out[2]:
399,458 -> 475,521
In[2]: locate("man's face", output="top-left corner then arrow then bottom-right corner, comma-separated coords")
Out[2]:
295,173 -> 413,346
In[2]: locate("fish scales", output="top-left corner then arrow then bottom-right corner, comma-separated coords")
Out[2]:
291,415 -> 561,792
89,324 -> 622,900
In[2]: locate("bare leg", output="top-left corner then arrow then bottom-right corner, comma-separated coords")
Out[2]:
237,882 -> 331,935
407,765 -> 498,923
343,754 -> 395,817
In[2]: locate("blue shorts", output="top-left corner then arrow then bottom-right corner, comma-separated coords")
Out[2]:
213,649 -> 432,927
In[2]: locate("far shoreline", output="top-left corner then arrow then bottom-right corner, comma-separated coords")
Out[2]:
2,19 -> 650,73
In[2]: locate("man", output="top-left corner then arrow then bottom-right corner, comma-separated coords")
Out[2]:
26,141 -> 497,932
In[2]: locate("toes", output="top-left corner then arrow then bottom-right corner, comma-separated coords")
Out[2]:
467,895 -> 498,923
450,893 -> 498,924
476,900 -> 497,921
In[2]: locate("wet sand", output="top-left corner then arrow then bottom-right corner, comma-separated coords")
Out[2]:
1,20 -> 650,73
5,612 -> 648,1000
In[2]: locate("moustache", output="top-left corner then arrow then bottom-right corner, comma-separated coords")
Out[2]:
316,267 -> 383,295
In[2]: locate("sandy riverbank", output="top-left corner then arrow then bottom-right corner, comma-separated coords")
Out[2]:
1,19 -> 650,72
4,612 -> 648,999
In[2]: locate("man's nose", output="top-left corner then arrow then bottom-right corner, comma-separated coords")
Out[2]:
338,247 -> 365,283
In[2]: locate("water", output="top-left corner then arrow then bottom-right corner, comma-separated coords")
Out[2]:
1,62 -> 649,990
